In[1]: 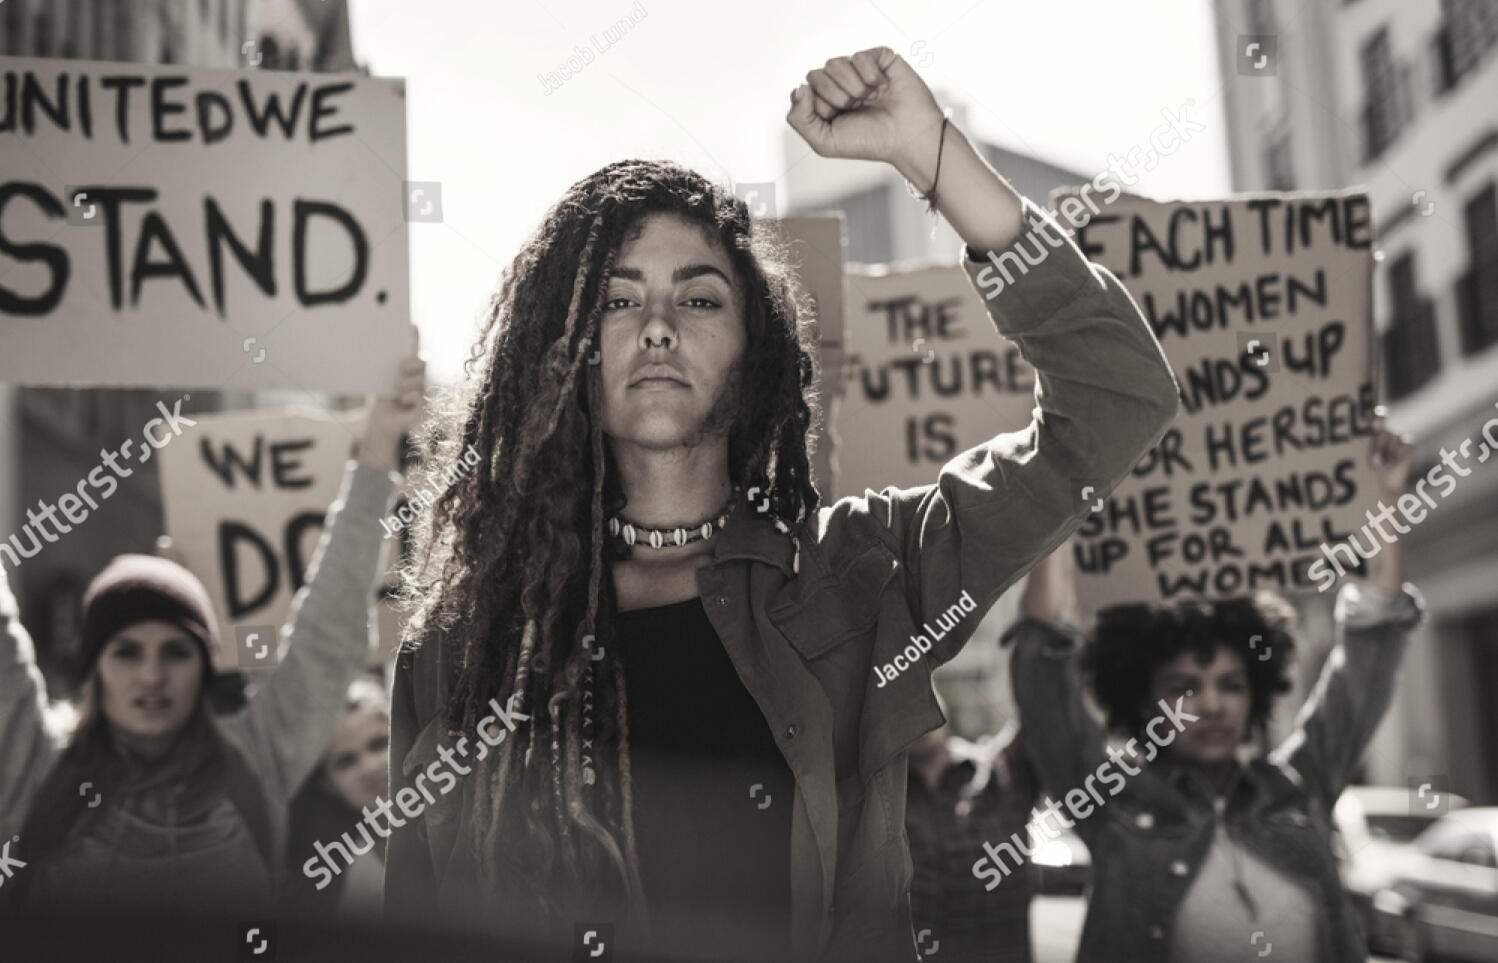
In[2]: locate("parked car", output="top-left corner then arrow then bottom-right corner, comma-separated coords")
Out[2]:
1369,807 -> 1498,962
1334,785 -> 1470,954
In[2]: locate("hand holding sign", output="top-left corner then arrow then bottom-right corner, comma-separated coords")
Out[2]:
1365,414 -> 1414,597
356,326 -> 426,474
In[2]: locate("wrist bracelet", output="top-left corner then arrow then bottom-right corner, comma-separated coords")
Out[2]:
905,111 -> 952,215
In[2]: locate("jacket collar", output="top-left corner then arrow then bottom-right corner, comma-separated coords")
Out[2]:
1154,750 -> 1267,806
708,493 -> 799,579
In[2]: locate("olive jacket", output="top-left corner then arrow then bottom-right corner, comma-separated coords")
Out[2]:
384,198 -> 1182,962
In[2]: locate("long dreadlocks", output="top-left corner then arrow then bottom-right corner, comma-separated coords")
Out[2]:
395,159 -> 822,932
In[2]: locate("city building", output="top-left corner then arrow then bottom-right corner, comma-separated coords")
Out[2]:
1212,0 -> 1498,802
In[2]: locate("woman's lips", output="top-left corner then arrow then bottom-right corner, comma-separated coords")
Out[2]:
133,695 -> 173,715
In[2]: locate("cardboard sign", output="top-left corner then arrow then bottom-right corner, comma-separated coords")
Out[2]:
833,262 -> 1038,499
0,58 -> 410,392
1060,190 -> 1380,606
157,407 -> 397,671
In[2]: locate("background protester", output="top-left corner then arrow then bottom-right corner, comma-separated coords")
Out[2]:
1007,421 -> 1424,963
385,45 -> 1177,963
282,672 -> 393,920
0,352 -> 422,919
905,687 -> 1039,963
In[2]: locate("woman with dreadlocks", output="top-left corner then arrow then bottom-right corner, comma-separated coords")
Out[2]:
385,46 -> 1180,963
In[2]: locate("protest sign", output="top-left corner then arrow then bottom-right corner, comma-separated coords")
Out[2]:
157,407 -> 401,671
1055,189 -> 1379,606
0,57 -> 409,392
833,261 -> 1038,499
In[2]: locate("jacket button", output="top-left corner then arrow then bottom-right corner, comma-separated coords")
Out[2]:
786,724 -> 799,738
1135,812 -> 1155,830
717,595 -> 729,607
1170,859 -> 1190,876
1149,924 -> 1164,940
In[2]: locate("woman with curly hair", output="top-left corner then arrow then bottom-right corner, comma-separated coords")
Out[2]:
385,46 -> 1179,962
1004,421 -> 1425,963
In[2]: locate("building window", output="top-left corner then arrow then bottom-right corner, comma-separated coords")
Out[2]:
838,183 -> 895,265
1458,182 -> 1498,355
1381,252 -> 1440,398
114,0 -> 133,61
3,0 -> 22,56
1433,0 -> 1498,94
32,9 -> 53,56
1266,133 -> 1294,190
65,0 -> 83,59
1466,606 -> 1498,803
91,0 -> 108,59
1360,28 -> 1412,163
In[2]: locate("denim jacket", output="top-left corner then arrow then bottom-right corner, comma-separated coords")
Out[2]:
1007,580 -> 1425,963
385,198 -> 1181,962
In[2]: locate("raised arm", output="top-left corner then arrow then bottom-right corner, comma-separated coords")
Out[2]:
0,565 -> 64,842
790,47 -> 1180,661
219,341 -> 422,803
1269,420 -> 1423,805
1003,545 -> 1110,842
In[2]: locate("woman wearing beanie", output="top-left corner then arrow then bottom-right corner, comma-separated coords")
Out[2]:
0,345 -> 424,922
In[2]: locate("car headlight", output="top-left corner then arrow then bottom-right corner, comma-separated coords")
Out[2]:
1372,889 -> 1408,916
1032,839 -> 1074,868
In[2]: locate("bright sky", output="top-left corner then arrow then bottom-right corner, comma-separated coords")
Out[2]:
347,0 -> 1233,385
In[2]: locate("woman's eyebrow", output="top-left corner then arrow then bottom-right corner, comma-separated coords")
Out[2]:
610,264 -> 733,286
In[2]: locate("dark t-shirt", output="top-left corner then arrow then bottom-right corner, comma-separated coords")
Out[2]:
615,596 -> 795,961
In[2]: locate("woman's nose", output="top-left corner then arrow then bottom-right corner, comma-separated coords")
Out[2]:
141,657 -> 168,686
639,300 -> 677,349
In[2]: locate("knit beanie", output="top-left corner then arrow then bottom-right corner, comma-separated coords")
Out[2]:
79,553 -> 219,682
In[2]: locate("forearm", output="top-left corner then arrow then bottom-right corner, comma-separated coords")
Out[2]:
1005,618 -> 1108,819
1273,581 -> 1422,801
1365,510 -> 1405,597
892,118 -> 1026,255
223,460 -> 398,795
0,568 -> 62,840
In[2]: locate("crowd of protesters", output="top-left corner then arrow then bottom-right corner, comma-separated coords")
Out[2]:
0,45 -> 1438,963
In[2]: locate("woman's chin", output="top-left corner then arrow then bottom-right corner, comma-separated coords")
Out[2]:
608,416 -> 717,451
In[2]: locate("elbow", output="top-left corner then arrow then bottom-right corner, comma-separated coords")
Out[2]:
1143,357 -> 1183,435
1118,364 -> 1181,466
